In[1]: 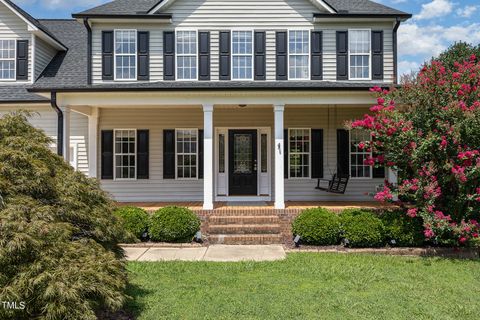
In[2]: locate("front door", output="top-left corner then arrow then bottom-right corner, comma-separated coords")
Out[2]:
228,130 -> 258,196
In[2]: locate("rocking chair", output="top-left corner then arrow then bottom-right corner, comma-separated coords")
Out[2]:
316,173 -> 350,194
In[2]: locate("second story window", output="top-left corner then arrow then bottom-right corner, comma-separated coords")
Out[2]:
0,40 -> 16,80
288,30 -> 309,80
232,31 -> 253,80
176,31 -> 197,80
349,30 -> 371,80
115,30 -> 137,80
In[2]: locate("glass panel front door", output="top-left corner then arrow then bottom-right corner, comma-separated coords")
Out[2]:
228,130 -> 258,195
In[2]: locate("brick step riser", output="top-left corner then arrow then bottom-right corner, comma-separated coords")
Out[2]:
208,225 -> 281,235
208,235 -> 283,245
209,216 -> 280,225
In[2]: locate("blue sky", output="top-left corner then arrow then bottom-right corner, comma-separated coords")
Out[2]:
13,0 -> 480,77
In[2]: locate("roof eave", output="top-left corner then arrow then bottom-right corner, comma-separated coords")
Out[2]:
313,13 -> 412,21
72,13 -> 172,20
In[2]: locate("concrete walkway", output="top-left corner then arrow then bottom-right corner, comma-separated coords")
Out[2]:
124,245 -> 286,262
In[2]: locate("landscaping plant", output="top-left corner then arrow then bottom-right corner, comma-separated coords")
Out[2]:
339,209 -> 385,247
292,208 -> 341,245
0,112 -> 128,320
149,206 -> 201,242
114,206 -> 149,241
380,210 -> 424,247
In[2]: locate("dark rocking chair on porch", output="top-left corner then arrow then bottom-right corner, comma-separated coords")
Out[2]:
315,173 -> 350,194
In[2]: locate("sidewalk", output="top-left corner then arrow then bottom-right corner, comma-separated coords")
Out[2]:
124,244 -> 286,262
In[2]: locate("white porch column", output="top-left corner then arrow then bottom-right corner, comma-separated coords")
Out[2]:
88,107 -> 99,178
387,168 -> 399,201
62,106 -> 71,163
274,104 -> 285,209
203,104 -> 214,210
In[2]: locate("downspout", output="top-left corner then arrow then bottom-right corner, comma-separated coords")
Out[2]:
393,18 -> 401,84
83,18 -> 92,85
50,91 -> 63,157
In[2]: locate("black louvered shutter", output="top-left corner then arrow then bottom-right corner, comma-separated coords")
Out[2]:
311,31 -> 323,80
336,31 -> 348,80
311,129 -> 324,179
219,31 -> 231,80
284,129 -> 289,178
198,32 -> 210,81
163,130 -> 175,179
198,130 -> 204,178
337,129 -> 350,176
16,40 -> 28,80
137,31 -> 150,81
137,130 -> 149,179
372,31 -> 384,80
254,31 -> 266,80
102,31 -> 114,80
276,31 -> 288,80
163,31 -> 175,80
101,130 -> 114,180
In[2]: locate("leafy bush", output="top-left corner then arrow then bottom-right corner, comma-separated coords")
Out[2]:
0,112 -> 127,320
114,206 -> 149,240
292,208 -> 341,245
340,209 -> 385,247
381,210 -> 424,247
149,206 -> 200,242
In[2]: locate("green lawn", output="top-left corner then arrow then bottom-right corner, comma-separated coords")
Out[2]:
127,253 -> 480,320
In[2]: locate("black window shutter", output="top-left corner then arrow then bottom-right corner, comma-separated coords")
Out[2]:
311,31 -> 323,80
198,32 -> 210,81
102,31 -> 114,80
101,130 -> 114,180
254,31 -> 266,80
137,130 -> 149,179
198,130 -> 204,178
219,31 -> 231,80
276,31 -> 288,80
284,129 -> 289,179
337,129 -> 350,176
336,31 -> 348,80
137,31 -> 150,81
163,130 -> 175,179
372,31 -> 384,80
16,40 -> 28,80
311,129 -> 324,179
163,31 -> 175,80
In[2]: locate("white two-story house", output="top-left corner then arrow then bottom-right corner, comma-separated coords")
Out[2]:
0,0 -> 411,210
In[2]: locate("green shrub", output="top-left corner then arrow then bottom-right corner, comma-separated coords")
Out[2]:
149,206 -> 201,242
340,209 -> 385,247
380,210 -> 424,247
114,206 -> 149,240
292,208 -> 341,245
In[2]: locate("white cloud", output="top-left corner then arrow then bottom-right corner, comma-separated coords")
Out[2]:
416,0 -> 454,20
398,60 -> 420,76
456,5 -> 478,18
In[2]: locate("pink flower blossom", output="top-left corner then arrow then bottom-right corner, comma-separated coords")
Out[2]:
374,186 -> 394,202
407,208 -> 418,218
424,229 -> 435,239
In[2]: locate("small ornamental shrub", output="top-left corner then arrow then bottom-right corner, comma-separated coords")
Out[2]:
292,208 -> 341,245
340,209 -> 385,247
381,210 -> 424,247
149,206 -> 201,242
114,206 -> 149,240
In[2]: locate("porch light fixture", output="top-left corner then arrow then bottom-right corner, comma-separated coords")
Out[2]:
194,231 -> 203,243
293,235 -> 301,247
342,238 -> 350,247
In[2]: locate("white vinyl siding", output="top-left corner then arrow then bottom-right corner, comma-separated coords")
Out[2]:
34,37 -> 57,80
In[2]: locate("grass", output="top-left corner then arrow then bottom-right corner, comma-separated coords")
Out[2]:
127,253 -> 480,320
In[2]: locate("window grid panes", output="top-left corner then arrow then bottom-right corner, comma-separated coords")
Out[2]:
289,129 -> 310,179
350,130 -> 372,178
219,134 -> 225,173
176,31 -> 197,80
0,40 -> 15,80
288,30 -> 309,80
261,134 -> 268,173
176,129 -> 198,179
115,30 -> 137,80
114,129 -> 136,179
232,31 -> 253,80
349,30 -> 371,80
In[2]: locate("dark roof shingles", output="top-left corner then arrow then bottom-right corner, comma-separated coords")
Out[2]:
324,0 -> 408,15
77,0 -> 162,15
0,86 -> 49,103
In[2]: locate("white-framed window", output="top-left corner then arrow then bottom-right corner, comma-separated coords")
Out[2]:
288,128 -> 311,179
175,128 -> 198,179
0,40 -> 16,80
350,130 -> 372,179
349,29 -> 371,80
176,30 -> 197,80
232,30 -> 253,80
288,30 -> 310,80
114,30 -> 137,80
114,129 -> 136,180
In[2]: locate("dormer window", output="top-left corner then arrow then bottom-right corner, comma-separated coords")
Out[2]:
349,29 -> 371,80
232,31 -> 253,80
114,30 -> 137,80
176,30 -> 197,80
288,30 -> 310,80
0,40 -> 16,80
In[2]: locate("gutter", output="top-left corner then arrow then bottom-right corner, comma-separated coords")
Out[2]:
313,13 -> 412,19
393,18 -> 401,84
83,18 -> 92,85
50,91 -> 63,157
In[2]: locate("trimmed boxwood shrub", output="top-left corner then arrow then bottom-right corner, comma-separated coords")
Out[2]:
149,206 -> 201,242
340,209 -> 385,247
381,210 -> 424,247
114,206 -> 149,240
292,208 -> 341,245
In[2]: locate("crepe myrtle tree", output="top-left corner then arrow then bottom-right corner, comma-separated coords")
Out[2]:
348,53 -> 480,246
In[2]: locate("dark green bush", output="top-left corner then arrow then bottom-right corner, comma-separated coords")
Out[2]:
340,209 -> 385,247
114,206 -> 149,240
149,206 -> 201,242
381,210 -> 424,247
292,208 -> 341,245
